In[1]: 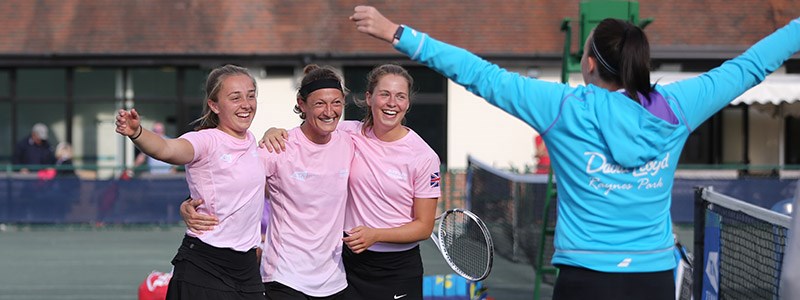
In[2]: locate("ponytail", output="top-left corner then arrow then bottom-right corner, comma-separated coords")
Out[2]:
591,19 -> 653,103
618,26 -> 652,103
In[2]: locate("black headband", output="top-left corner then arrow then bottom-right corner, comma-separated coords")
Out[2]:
299,78 -> 342,98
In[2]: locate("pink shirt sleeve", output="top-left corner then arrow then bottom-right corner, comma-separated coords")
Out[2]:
180,131 -> 210,163
413,148 -> 441,199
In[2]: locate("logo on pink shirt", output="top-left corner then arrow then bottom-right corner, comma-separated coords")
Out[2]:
430,172 -> 440,187
291,171 -> 308,181
386,169 -> 406,180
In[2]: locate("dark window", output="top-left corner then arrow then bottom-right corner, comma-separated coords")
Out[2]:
17,68 -> 66,99
680,113 -> 723,164
74,68 -> 117,98
183,68 -> 209,99
406,103 -> 445,163
0,70 -> 9,98
131,67 -> 177,99
786,60 -> 799,74
681,60 -> 724,73
786,116 -> 800,165
0,102 -> 10,163
0,70 -> 8,162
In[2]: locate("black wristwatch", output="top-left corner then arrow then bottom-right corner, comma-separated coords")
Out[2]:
393,25 -> 405,43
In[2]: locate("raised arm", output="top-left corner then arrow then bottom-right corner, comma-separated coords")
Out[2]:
350,6 -> 569,133
350,5 -> 397,44
115,108 -> 194,165
664,18 -> 800,130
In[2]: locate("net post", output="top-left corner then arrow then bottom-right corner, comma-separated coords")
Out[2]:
466,157 -> 473,210
511,180 -> 521,261
693,186 -> 707,300
533,169 -> 558,300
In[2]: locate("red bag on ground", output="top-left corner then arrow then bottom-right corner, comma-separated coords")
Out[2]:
138,270 -> 172,300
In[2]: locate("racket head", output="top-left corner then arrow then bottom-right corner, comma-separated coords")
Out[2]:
436,208 -> 494,281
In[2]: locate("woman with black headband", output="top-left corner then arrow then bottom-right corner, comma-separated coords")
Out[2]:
181,64 -> 354,300
350,5 -> 800,300
259,64 -> 440,300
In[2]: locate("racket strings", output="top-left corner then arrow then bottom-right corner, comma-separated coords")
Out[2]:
440,211 -> 490,280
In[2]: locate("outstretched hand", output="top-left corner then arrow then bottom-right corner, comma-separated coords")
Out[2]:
350,5 -> 399,44
115,109 -> 141,138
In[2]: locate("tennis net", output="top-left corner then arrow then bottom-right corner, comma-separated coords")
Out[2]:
466,156 -> 557,284
694,186 -> 791,300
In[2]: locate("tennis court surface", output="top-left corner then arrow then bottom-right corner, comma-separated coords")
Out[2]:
0,224 -> 545,300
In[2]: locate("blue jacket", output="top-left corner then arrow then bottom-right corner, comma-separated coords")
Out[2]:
395,18 -> 800,272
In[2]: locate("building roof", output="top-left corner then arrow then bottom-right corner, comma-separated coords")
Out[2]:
0,0 -> 798,60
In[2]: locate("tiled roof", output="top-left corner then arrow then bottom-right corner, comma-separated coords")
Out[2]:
0,0 -> 797,57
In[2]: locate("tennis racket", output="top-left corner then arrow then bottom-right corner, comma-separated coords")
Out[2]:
430,208 -> 494,281
675,240 -> 694,300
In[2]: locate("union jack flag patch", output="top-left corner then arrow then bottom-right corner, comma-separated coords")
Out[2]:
430,172 -> 440,187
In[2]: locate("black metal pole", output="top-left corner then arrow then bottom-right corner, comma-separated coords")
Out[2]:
693,186 -> 707,300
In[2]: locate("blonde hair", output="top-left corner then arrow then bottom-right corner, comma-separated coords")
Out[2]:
353,64 -> 414,132
192,64 -> 256,130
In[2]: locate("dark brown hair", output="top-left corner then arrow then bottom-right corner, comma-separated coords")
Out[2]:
293,64 -> 347,120
589,18 -> 653,103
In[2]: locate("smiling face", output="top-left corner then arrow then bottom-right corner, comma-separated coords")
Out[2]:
207,74 -> 257,139
366,73 -> 410,140
297,88 -> 344,144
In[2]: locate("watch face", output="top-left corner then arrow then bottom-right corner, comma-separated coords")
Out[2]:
394,26 -> 404,41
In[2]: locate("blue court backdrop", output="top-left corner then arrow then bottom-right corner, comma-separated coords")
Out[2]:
0,175 -> 187,223
671,178 -> 798,223
0,175 -> 795,223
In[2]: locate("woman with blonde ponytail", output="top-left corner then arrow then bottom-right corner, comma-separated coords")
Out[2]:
116,64 -> 266,300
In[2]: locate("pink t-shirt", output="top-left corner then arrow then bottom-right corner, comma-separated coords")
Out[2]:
181,129 -> 265,252
260,127 -> 354,296
339,121 -> 441,252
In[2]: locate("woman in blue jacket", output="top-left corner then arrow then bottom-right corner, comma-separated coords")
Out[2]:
350,5 -> 800,300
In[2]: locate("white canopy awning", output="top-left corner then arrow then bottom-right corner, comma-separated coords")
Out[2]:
651,72 -> 800,105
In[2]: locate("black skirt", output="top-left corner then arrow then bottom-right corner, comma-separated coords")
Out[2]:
342,243 -> 423,300
166,235 -> 264,300
552,264 -> 674,300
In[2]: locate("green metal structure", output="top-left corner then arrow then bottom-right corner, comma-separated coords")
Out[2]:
560,1 -> 653,83
533,1 -> 653,299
